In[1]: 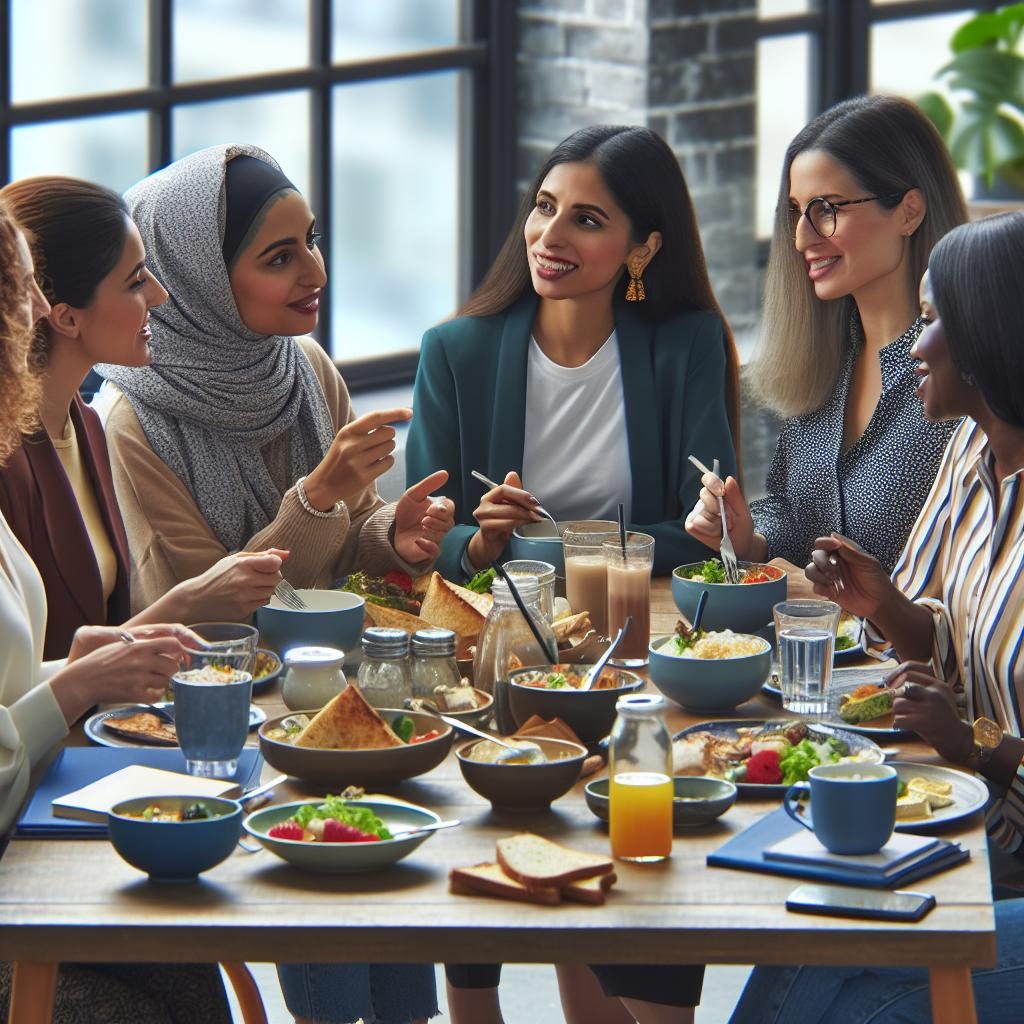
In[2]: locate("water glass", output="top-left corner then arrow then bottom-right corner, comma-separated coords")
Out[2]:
173,647 -> 253,778
603,533 -> 655,667
773,599 -> 841,715
563,524 -> 620,637
187,621 -> 259,674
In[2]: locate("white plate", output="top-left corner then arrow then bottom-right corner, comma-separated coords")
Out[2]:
889,762 -> 990,832
84,703 -> 266,749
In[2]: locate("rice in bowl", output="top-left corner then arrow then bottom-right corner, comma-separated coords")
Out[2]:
678,630 -> 768,660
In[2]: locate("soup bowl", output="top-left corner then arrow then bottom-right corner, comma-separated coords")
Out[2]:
671,560 -> 786,633
257,589 -> 365,657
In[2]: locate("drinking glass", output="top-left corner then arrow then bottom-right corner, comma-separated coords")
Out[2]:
603,533 -> 655,667
773,599 -> 841,715
563,524 -> 620,637
173,647 -> 253,778
502,559 -> 557,622
187,622 -> 259,673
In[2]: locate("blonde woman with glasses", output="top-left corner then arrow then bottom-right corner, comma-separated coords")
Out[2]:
686,95 -> 967,574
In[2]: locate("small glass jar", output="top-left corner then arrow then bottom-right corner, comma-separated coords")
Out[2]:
473,577 -> 557,733
502,560 -> 557,622
410,628 -> 461,700
281,646 -> 346,711
356,628 -> 412,709
608,694 -> 673,863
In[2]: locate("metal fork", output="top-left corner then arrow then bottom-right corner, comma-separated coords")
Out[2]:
713,457 -> 741,585
274,578 -> 309,610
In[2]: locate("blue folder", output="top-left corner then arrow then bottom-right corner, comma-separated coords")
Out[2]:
707,807 -> 969,888
13,747 -> 263,839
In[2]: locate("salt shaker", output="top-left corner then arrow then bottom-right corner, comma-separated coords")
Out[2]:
357,628 -> 413,709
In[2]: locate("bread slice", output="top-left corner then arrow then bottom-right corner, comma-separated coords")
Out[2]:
552,612 -> 592,644
563,871 -> 617,906
419,572 -> 493,638
449,862 -> 560,906
363,602 -> 432,634
496,833 -> 614,890
294,683 -> 402,750
513,715 -> 584,747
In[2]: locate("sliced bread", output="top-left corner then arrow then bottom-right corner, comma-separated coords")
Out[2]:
496,833 -> 614,890
420,572 -> 493,638
449,862 -> 561,906
294,683 -> 402,750
363,602 -> 432,634
562,871 -> 618,906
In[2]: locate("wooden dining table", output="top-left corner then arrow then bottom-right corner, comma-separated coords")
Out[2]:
0,574 -> 996,1024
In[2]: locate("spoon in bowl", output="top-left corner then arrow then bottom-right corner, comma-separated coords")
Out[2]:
579,616 -> 631,691
404,699 -> 545,764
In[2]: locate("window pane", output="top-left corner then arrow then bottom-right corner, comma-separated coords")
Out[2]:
174,0 -> 309,83
332,0 -> 459,62
757,35 -> 811,238
172,91 -> 311,197
11,113 -> 149,194
870,12 -> 970,97
758,0 -> 813,18
11,0 -> 147,103
330,72 -> 460,360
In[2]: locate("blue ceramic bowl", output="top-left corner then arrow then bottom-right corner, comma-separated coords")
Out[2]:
648,633 -> 772,713
107,795 -> 242,882
509,519 -> 619,578
256,589 -> 365,658
671,561 -> 787,633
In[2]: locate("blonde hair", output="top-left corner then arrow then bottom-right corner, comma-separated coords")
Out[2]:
749,95 -> 967,417
0,201 -> 42,465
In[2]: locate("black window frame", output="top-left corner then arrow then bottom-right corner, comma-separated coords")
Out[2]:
0,0 -> 517,391
755,0 -> 1002,263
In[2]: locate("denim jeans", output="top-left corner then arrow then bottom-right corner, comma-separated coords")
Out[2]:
277,963 -> 438,1024
729,898 -> 1024,1024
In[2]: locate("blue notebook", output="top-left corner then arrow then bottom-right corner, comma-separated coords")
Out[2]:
14,747 -> 263,839
707,807 -> 969,889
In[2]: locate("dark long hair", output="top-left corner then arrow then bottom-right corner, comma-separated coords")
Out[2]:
751,95 -> 967,416
459,124 -> 741,448
928,211 -> 1024,428
0,176 -> 130,365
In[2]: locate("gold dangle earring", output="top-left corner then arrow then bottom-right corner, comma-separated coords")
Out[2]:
625,256 -> 646,302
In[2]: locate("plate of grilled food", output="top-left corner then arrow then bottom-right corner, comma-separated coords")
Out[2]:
85,704 -> 266,748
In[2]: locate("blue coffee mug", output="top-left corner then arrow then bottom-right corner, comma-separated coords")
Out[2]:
783,762 -> 897,855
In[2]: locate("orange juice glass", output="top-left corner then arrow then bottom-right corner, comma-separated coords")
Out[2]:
609,771 -> 673,862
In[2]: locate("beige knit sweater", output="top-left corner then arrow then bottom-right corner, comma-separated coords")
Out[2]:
103,338 -> 426,614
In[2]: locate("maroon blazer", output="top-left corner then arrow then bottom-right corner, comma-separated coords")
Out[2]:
0,395 -> 131,659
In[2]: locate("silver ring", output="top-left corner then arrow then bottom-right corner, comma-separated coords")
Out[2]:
118,631 -> 135,644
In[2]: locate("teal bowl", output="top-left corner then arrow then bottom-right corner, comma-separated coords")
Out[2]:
256,589 -> 365,657
585,776 -> 738,827
509,522 -> 568,576
107,795 -> 242,882
671,561 -> 787,633
648,633 -> 772,713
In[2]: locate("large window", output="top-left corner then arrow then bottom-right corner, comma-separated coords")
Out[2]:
755,0 -> 1002,244
0,0 -> 515,384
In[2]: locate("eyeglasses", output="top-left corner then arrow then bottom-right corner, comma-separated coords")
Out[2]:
787,192 -> 911,239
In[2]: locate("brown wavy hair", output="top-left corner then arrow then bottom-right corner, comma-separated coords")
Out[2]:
0,201 -> 42,466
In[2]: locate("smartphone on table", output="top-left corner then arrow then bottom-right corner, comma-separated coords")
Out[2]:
786,883 -> 935,922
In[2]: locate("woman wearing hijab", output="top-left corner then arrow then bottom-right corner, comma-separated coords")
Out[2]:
97,145 -> 453,614
94,144 -> 441,1024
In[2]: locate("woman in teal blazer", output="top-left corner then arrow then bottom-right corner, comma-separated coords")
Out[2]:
407,124 -> 740,1024
407,125 -> 739,583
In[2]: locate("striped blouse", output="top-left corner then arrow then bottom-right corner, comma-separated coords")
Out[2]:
891,417 -> 1024,857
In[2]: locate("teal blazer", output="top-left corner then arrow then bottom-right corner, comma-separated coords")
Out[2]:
406,295 -> 737,579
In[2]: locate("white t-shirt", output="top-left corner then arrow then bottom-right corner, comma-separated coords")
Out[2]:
521,332 -> 632,523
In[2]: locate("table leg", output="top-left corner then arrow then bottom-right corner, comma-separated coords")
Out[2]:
7,961 -> 57,1024
928,966 -> 977,1024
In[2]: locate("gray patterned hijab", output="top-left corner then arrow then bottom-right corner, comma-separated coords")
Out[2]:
98,144 -> 336,551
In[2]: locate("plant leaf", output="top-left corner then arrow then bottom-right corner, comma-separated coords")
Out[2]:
949,107 -> 1024,185
951,12 -> 1005,53
917,91 -> 954,139
939,50 -> 1024,107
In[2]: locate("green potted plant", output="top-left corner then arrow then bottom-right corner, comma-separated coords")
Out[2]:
918,3 -> 1024,197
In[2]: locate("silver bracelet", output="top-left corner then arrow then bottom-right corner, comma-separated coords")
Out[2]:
295,476 -> 345,519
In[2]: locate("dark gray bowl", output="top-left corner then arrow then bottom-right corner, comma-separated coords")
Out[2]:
507,664 -> 644,745
585,776 -> 737,828
456,737 -> 587,810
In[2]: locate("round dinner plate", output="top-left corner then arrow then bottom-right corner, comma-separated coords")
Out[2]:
84,703 -> 266,749
889,761 -> 990,833
671,719 -> 884,796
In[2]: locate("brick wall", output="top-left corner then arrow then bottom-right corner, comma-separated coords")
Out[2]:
516,0 -> 759,333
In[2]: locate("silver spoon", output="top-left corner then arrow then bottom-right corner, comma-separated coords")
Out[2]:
471,470 -> 559,536
579,616 -> 630,691
389,819 -> 462,837
404,699 -> 545,764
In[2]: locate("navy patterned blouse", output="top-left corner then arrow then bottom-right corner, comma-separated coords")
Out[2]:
750,316 -> 960,574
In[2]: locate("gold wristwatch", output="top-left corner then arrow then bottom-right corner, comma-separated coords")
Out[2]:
965,716 -> 1004,773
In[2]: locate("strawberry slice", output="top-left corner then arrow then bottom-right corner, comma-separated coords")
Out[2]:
321,819 -> 369,843
268,821 -> 303,841
383,570 -> 413,592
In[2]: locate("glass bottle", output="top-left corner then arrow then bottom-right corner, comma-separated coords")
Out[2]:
410,628 -> 461,700
502,560 -> 557,622
473,577 -> 558,734
608,693 -> 673,862
356,628 -> 412,709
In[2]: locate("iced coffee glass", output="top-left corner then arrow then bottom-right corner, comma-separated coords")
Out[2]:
562,522 -> 619,637
603,532 -> 655,667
